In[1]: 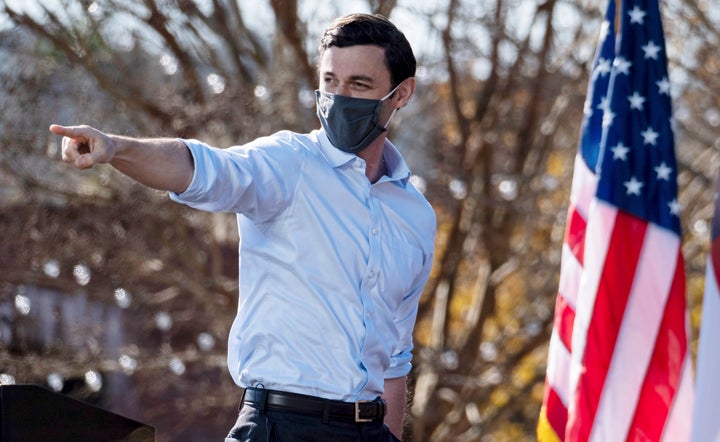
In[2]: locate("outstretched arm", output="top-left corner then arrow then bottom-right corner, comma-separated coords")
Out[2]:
50,124 -> 194,194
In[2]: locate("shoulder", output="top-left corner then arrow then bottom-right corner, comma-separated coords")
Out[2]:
242,130 -> 321,154
409,186 -> 437,233
219,131 -> 323,171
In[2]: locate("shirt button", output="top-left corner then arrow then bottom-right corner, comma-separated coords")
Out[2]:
371,228 -> 379,236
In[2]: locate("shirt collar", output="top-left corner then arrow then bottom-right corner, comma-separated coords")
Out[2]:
313,129 -> 412,187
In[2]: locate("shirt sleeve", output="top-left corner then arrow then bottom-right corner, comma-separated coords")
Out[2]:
169,135 -> 303,221
385,235 -> 436,379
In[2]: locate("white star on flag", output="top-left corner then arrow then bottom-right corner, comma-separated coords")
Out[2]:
655,162 -> 672,180
613,57 -> 632,75
642,40 -> 661,59
596,58 -> 612,76
641,127 -> 659,145
612,142 -> 630,160
624,176 -> 644,195
628,91 -> 646,110
657,77 -> 671,95
628,5 -> 646,24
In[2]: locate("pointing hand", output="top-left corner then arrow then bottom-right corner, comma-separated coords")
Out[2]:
49,124 -> 116,170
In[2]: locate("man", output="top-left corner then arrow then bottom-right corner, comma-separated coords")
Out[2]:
50,13 -> 435,442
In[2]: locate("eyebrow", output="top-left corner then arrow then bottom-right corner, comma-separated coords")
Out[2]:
322,72 -> 376,85
349,75 -> 375,84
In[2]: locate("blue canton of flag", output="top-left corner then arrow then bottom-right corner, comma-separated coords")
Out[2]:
580,0 -> 616,172
596,0 -> 680,234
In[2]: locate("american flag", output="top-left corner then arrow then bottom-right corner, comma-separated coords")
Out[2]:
537,0 -> 616,438
691,175 -> 720,442
538,0 -> 694,440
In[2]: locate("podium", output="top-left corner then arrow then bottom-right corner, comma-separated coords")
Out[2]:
0,384 -> 155,441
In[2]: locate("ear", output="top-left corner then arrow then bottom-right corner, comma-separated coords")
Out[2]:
392,78 -> 416,109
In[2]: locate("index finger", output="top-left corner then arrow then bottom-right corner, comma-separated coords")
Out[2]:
49,124 -> 90,139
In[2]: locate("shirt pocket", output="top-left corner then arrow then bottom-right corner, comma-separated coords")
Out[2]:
377,237 -> 425,312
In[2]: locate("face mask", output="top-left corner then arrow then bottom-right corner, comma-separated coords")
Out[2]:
315,85 -> 400,153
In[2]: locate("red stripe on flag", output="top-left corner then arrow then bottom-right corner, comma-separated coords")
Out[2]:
544,384 -> 568,441
711,235 -> 720,293
554,292 -> 575,353
565,203 -> 587,266
566,211 -> 647,442
626,249 -> 687,441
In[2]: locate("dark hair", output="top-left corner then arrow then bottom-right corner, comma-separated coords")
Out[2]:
318,13 -> 416,88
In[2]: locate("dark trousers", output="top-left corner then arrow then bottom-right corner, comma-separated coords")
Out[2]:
224,401 -> 402,442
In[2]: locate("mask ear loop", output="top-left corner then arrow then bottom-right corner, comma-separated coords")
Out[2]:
381,82 -> 403,101
383,108 -> 398,129
380,82 -> 404,129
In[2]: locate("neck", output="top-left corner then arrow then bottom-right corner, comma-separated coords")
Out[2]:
358,139 -> 387,183
368,157 -> 387,184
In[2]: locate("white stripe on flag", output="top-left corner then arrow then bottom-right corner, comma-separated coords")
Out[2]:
570,154 -> 598,220
546,328 -> 572,408
590,225 -> 680,441
569,200 -> 617,396
558,242 -> 582,311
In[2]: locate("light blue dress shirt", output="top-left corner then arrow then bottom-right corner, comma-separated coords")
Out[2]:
170,129 -> 436,401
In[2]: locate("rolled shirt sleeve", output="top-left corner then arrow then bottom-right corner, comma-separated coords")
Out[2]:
170,136 -> 301,221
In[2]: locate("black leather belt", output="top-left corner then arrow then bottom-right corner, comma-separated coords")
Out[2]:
242,387 -> 386,423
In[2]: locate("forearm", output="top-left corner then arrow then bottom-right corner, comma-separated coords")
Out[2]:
382,376 -> 407,440
108,135 -> 194,193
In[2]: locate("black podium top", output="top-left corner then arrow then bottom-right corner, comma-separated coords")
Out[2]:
0,384 -> 155,442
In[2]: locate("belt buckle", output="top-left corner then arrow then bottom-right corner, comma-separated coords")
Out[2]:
354,400 -> 374,423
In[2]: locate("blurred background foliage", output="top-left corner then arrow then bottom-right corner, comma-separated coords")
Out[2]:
0,0 -> 718,440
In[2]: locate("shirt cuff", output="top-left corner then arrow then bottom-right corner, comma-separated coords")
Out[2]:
168,138 -> 204,202
386,350 -> 413,379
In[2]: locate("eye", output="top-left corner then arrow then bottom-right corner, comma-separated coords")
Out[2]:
353,81 -> 370,89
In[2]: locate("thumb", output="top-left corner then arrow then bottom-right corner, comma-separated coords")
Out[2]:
76,153 -> 96,169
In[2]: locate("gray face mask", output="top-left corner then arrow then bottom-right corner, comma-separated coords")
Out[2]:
315,85 -> 399,153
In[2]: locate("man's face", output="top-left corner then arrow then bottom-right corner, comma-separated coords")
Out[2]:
318,45 -> 394,100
